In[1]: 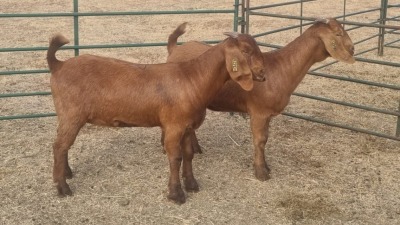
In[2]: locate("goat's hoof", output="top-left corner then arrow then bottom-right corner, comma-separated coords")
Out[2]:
65,173 -> 73,179
167,188 -> 186,204
254,167 -> 271,181
56,183 -> 72,197
265,164 -> 271,173
193,145 -> 202,154
65,169 -> 73,179
184,178 -> 199,192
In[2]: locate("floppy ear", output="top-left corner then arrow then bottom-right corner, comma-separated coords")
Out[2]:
319,28 -> 356,64
224,45 -> 254,91
321,35 -> 342,60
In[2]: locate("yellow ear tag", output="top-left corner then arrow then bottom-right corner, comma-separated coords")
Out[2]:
332,40 -> 337,50
232,58 -> 238,72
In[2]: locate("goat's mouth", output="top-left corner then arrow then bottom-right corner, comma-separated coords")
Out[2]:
345,56 -> 356,64
252,70 -> 266,82
345,46 -> 356,64
344,52 -> 356,64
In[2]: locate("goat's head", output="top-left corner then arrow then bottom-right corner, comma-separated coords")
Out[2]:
222,32 -> 266,91
316,18 -> 356,64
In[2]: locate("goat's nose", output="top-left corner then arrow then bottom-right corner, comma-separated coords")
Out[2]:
261,70 -> 266,79
261,73 -> 265,81
350,46 -> 355,55
259,76 -> 266,82
255,68 -> 266,82
257,67 -> 266,75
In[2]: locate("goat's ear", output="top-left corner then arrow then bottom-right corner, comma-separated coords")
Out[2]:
224,47 -> 254,91
320,33 -> 356,64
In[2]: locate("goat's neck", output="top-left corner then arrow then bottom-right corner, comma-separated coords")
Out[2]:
183,46 -> 229,108
271,29 -> 329,94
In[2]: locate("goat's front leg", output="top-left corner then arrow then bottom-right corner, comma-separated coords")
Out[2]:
163,127 -> 202,154
250,114 -> 272,181
182,130 -> 199,192
163,127 -> 186,204
190,130 -> 202,154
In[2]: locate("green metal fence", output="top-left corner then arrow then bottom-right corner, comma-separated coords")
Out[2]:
243,0 -> 400,141
1,0 -> 399,142
0,0 -> 241,120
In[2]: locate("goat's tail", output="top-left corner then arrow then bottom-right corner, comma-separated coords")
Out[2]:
47,34 -> 69,72
167,22 -> 187,55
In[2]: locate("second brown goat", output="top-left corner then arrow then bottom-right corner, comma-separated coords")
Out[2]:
166,18 -> 355,181
47,25 -> 265,204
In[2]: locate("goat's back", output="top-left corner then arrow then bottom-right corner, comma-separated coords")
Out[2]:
50,54 -> 190,127
167,41 -> 211,63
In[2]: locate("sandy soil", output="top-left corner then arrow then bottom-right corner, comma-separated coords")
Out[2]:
1,0 -> 399,224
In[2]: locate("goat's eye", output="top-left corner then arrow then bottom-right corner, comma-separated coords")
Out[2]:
336,33 -> 343,37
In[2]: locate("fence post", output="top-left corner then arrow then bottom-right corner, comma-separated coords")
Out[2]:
300,0 -> 303,34
378,0 -> 388,56
245,0 -> 250,34
397,100 -> 400,137
73,0 -> 79,56
343,0 -> 347,30
233,0 -> 240,32
240,0 -> 246,33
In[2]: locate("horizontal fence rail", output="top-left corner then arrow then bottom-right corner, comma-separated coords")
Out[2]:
0,10 -> 236,18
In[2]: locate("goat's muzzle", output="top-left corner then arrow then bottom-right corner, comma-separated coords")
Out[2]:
252,68 -> 266,82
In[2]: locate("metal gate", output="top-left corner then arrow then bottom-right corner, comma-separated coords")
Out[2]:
241,0 -> 400,141
0,0 -> 399,141
0,0 -> 241,119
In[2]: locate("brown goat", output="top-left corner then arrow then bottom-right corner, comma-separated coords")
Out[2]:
47,26 -> 265,204
166,18 -> 355,181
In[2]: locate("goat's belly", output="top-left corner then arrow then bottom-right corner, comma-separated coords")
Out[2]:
115,118 -> 159,127
208,101 -> 247,113
111,120 -> 140,127
88,116 -> 160,128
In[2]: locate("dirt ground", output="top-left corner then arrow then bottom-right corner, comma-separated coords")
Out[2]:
1,0 -> 399,224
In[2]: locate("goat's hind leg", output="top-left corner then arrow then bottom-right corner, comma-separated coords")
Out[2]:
64,151 -> 73,179
190,130 -> 202,154
182,130 -> 199,192
53,121 -> 83,196
161,128 -> 166,154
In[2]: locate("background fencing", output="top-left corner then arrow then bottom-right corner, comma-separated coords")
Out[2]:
243,0 -> 400,141
0,0 -> 241,119
0,0 -> 399,141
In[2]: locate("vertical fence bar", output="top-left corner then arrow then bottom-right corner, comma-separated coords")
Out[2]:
343,0 -> 347,29
245,0 -> 250,34
397,100 -> 400,136
73,0 -> 79,56
378,0 -> 388,56
240,0 -> 246,33
300,0 -> 303,34
233,0 -> 239,32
